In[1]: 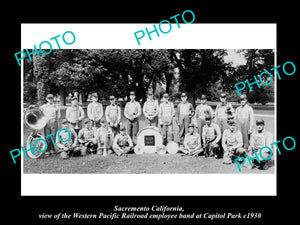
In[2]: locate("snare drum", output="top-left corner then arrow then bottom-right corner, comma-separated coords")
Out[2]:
136,126 -> 163,154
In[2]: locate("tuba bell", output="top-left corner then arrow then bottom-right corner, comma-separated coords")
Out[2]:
24,105 -> 48,131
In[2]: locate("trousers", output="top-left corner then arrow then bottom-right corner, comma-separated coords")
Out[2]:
126,118 -> 139,144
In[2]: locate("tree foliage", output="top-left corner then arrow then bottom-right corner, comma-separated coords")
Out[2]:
23,49 -> 274,105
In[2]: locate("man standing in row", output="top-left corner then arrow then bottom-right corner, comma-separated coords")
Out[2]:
143,90 -> 159,127
235,94 -> 254,149
194,94 -> 214,138
176,92 -> 194,143
66,96 -> 85,133
87,93 -> 103,128
215,92 -> 235,134
105,95 -> 122,136
124,91 -> 141,144
40,93 -> 61,155
158,93 -> 175,145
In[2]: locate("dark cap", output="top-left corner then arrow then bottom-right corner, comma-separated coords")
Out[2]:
200,94 -> 207,100
109,95 -> 115,100
130,91 -> 135,95
46,94 -> 54,99
256,119 -> 265,125
227,118 -> 236,125
91,93 -> 98,98
205,115 -> 212,121
61,119 -> 69,124
84,118 -> 91,124
71,96 -> 78,101
188,124 -> 194,128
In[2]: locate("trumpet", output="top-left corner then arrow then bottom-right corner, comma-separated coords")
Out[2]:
74,105 -> 80,131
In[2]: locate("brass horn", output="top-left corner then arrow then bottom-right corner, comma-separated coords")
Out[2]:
24,106 -> 48,130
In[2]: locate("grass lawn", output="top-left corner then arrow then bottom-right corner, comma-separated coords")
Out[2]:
23,105 -> 275,174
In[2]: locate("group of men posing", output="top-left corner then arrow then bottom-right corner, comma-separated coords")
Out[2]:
39,90 -> 273,170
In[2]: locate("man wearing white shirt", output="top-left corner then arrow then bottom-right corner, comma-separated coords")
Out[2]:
124,91 -> 141,144
40,93 -> 61,155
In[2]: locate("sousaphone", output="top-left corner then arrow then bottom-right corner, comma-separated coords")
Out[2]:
24,105 -> 48,158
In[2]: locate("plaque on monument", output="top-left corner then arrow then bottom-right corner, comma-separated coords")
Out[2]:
144,135 -> 155,146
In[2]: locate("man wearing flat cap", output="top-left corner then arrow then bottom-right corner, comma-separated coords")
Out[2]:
202,115 -> 221,158
235,94 -> 254,148
194,94 -> 214,138
176,92 -> 195,144
215,92 -> 235,135
124,91 -> 141,144
87,93 -> 103,128
112,125 -> 134,156
77,118 -> 98,155
66,96 -> 85,133
158,93 -> 176,145
143,90 -> 159,127
248,119 -> 273,170
40,93 -> 61,155
105,95 -> 122,136
222,119 -> 245,164
55,119 -> 80,159
179,124 -> 203,156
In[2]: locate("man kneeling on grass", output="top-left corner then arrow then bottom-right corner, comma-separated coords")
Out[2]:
77,118 -> 98,155
222,119 -> 246,164
112,125 -> 134,156
247,119 -> 273,170
55,119 -> 83,159
202,115 -> 221,158
179,124 -> 203,157
97,118 -> 114,156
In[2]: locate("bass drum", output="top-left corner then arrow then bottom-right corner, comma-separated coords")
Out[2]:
136,126 -> 163,154
25,132 -> 46,159
166,141 -> 179,154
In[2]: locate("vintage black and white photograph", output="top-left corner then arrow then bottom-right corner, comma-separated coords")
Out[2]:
22,48 -> 275,174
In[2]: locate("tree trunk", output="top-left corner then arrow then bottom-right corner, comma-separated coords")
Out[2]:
59,86 -> 66,106
187,90 -> 196,107
36,81 -> 45,106
165,72 -> 173,94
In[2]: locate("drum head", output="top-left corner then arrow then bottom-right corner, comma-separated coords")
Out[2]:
166,141 -> 179,154
134,145 -> 144,155
136,126 -> 163,154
